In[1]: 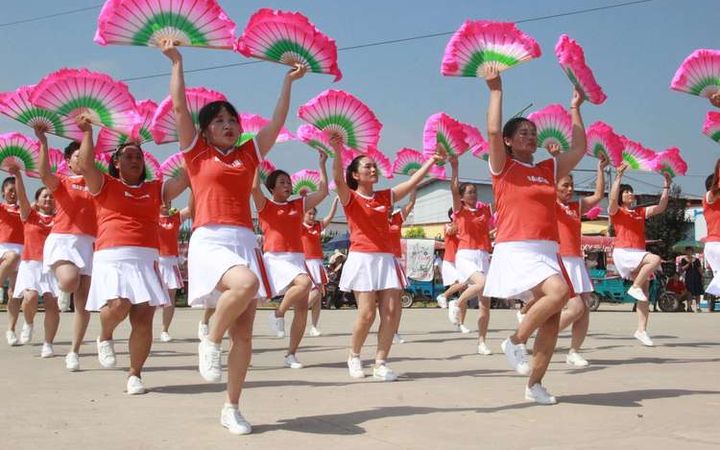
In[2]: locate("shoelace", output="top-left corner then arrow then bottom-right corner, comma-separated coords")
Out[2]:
514,347 -> 528,364
100,343 -> 113,358
205,348 -> 221,370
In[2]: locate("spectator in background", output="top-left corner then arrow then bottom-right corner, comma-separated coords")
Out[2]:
679,247 -> 704,312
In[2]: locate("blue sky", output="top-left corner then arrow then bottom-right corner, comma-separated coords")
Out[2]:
1,0 -> 718,209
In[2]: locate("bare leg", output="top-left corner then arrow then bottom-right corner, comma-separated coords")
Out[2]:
162,289 -> 176,333
6,297 -> 21,332
308,289 -> 322,327
511,275 -> 569,345
442,282 -> 465,299
128,303 -> 155,378
22,290 -> 39,328
631,254 -> 661,294
0,252 -> 20,295
284,275 -> 312,355
71,276 -> 91,353
42,294 -> 60,344
528,312 -> 561,387
559,296 -> 585,331
375,289 -> 401,362
99,299 -> 132,342
350,292 -> 377,356
208,266 -> 259,344
225,301 -> 257,404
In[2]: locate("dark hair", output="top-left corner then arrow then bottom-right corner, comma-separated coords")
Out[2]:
109,143 -> 147,182
502,117 -> 535,155
706,174 -> 715,191
265,169 -> 290,193
198,101 -> 240,137
618,183 -> 634,206
64,141 -> 80,161
2,176 -> 15,193
34,187 -> 49,201
447,207 -> 454,220
710,159 -> 720,191
345,155 -> 367,191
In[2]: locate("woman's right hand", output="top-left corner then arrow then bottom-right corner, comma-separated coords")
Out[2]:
616,162 -> 628,177
484,66 -> 501,90
33,124 -> 48,142
160,39 -> 182,63
75,114 -> 92,132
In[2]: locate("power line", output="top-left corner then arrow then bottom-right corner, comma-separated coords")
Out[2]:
120,0 -> 654,83
0,4 -> 103,28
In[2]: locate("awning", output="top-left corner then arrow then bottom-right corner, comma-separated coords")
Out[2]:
581,220 -> 608,236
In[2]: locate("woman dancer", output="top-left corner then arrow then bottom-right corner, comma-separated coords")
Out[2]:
253,152 -> 329,368
387,190 -> 417,344
447,156 -> 493,353
157,201 -> 192,342
77,116 -> 171,395
556,155 -> 607,366
436,210 -> 464,309
609,162 -> 670,346
482,67 -> 587,404
36,127 -> 96,371
703,171 -> 720,311
9,168 -> 57,356
161,40 -> 305,434
1,175 -> 23,346
301,196 -> 339,337
332,136 -> 445,381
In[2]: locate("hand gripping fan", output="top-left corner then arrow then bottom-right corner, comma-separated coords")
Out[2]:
60,153 -> 113,175
619,136 -> 657,171
296,124 -> 335,157
94,0 -> 236,49
143,151 -> 163,182
160,152 -> 184,179
555,34 -> 607,105
670,49 -> 720,97
366,147 -> 394,179
26,148 -> 66,179
703,111 -> 720,143
441,20 -> 541,77
0,85 -> 85,141
235,8 -> 342,81
462,123 -> 488,160
297,89 -> 382,153
291,169 -> 322,196
30,68 -> 141,136
96,99 -> 158,153
423,113 -> 469,164
0,132 -> 40,175
258,159 -> 276,183
583,206 -> 602,220
653,147 -> 687,178
151,87 -> 227,144
392,148 -> 425,176
527,104 -> 572,151
236,112 -> 295,146
586,121 -> 624,167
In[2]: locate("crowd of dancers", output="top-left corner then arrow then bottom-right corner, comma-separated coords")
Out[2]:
2,40 -> 718,436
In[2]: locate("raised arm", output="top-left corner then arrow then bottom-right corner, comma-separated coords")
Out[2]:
449,155 -> 462,213
9,168 -> 30,221
320,196 -> 339,228
255,64 -> 307,157
330,135 -> 351,205
162,167 -> 190,205
392,152 -> 445,202
250,165 -> 267,212
160,40 -> 196,151
580,156 -> 608,213
485,68 -> 506,175
401,189 -> 417,218
607,162 -> 628,216
708,165 -> 720,204
75,115 -> 104,195
304,151 -> 329,212
556,87 -> 587,180
646,172 -> 672,218
35,126 -> 59,191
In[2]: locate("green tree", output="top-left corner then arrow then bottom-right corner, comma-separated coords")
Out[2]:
644,185 -> 689,260
403,226 -> 426,239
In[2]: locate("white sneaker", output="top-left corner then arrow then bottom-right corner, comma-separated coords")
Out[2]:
221,405 -> 252,435
566,351 -> 589,367
159,331 -> 172,343
627,286 -> 647,301
516,311 -> 525,324
501,338 -> 530,375
436,294 -> 448,309
6,330 -> 18,346
373,363 -> 398,381
448,300 -> 460,325
268,313 -> 286,338
199,339 -> 222,382
525,383 -> 557,405
126,375 -> 146,395
459,324 -> 471,334
393,333 -> 405,344
65,352 -> 80,372
477,341 -> 492,355
347,356 -> 365,379
308,326 -> 322,337
40,342 -> 54,358
197,322 -> 209,341
284,354 -> 303,369
96,338 -> 116,368
19,323 -> 33,345
633,330 -> 654,347
58,291 -> 71,312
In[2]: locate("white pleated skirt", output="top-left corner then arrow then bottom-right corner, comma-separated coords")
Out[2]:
13,260 -> 58,298
455,249 -> 490,283
441,260 -> 459,286
306,258 -> 328,290
187,225 -> 267,308
704,242 -> 720,296
339,251 -> 404,292
611,247 -> 649,280
43,233 -> 95,276
86,246 -> 169,311
158,256 -> 183,290
561,256 -> 594,294
483,240 -> 566,301
264,251 -> 308,297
